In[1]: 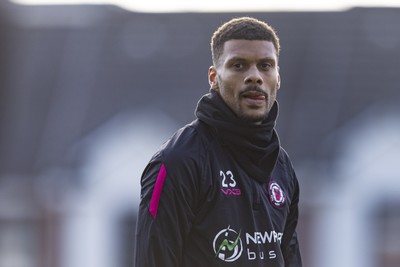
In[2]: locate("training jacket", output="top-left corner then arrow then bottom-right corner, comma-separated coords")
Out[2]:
134,91 -> 302,267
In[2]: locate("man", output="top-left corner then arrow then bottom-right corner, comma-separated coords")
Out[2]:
134,17 -> 302,267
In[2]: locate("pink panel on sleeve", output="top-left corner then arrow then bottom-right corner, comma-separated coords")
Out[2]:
149,163 -> 167,219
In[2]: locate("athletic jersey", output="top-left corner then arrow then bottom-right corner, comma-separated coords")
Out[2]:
134,91 -> 302,267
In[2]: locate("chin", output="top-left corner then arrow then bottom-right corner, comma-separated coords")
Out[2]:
239,113 -> 267,123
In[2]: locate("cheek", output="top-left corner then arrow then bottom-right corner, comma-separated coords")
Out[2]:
217,74 -> 243,100
219,80 -> 235,96
265,73 -> 279,85
218,85 -> 239,108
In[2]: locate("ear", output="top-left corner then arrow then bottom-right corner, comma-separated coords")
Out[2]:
276,66 -> 281,90
208,66 -> 219,91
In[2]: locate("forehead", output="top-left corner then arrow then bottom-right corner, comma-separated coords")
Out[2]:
221,39 -> 277,62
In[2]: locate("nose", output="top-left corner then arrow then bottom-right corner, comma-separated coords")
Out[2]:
244,66 -> 263,85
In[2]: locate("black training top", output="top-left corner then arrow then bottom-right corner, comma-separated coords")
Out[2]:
134,91 -> 302,267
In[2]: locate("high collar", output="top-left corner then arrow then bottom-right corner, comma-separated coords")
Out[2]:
195,90 -> 280,183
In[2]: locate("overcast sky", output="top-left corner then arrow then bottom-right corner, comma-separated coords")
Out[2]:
10,0 -> 400,12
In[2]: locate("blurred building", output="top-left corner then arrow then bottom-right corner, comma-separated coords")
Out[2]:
0,1 -> 400,266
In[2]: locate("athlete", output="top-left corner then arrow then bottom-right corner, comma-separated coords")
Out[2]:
134,17 -> 302,267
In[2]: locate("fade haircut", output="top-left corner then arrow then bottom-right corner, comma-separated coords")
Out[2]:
211,17 -> 280,67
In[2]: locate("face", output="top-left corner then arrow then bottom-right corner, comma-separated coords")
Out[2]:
209,40 -> 280,123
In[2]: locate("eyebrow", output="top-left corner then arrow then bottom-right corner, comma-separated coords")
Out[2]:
225,56 -> 277,64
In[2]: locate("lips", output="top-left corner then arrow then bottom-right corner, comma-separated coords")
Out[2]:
241,91 -> 266,101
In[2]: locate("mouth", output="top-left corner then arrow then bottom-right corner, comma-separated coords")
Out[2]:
241,90 -> 267,102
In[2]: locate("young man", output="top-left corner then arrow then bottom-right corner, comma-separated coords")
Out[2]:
134,17 -> 302,267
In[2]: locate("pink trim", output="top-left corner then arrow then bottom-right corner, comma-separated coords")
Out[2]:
149,163 -> 167,218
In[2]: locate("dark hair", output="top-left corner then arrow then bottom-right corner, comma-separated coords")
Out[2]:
211,17 -> 280,67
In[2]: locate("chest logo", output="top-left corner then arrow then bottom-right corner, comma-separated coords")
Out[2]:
213,226 -> 243,262
219,170 -> 241,196
268,181 -> 285,207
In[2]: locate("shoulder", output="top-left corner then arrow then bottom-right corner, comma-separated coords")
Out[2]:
149,120 -> 213,174
277,147 -> 295,170
272,147 -> 300,206
274,147 -> 299,187
162,120 -> 210,158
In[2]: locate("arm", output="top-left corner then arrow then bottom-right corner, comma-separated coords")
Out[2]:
134,159 -> 197,267
282,174 -> 302,267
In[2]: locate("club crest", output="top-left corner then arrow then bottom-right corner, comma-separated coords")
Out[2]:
268,181 -> 285,207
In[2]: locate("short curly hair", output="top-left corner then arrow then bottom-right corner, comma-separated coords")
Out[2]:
211,17 -> 280,67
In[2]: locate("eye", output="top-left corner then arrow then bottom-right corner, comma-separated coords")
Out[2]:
233,63 -> 243,69
260,62 -> 273,70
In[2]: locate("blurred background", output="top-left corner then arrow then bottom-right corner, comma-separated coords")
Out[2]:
0,0 -> 400,266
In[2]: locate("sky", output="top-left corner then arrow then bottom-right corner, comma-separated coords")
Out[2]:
10,0 -> 400,12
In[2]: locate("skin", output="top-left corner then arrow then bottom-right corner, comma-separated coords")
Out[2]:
208,40 -> 281,124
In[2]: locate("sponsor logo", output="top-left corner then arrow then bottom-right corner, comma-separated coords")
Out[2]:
268,181 -> 285,207
213,226 -> 243,262
213,226 -> 282,262
219,170 -> 241,196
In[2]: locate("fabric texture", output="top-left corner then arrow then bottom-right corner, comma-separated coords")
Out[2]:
195,90 -> 280,183
134,91 -> 302,267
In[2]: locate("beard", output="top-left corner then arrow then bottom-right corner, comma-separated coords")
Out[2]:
236,85 -> 272,123
215,75 -> 276,124
236,106 -> 268,123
